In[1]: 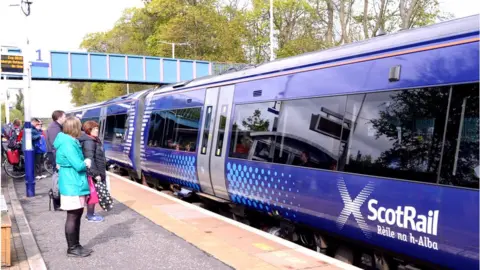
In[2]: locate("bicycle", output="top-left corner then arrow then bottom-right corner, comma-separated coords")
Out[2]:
3,147 -> 26,179
2,142 -> 53,178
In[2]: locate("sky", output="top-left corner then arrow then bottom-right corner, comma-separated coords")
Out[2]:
0,0 -> 478,118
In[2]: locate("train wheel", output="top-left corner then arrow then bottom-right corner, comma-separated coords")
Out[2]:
141,173 -> 148,186
334,245 -> 354,265
374,253 -> 391,270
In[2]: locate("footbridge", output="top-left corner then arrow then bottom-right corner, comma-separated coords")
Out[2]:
1,46 -> 244,85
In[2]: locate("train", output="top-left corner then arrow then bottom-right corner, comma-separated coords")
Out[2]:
66,15 -> 479,270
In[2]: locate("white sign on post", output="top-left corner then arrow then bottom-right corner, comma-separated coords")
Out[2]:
25,128 -> 32,150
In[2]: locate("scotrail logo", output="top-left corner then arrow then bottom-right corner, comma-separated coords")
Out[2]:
336,178 -> 375,238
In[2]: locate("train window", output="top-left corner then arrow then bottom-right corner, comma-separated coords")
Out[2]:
215,105 -> 228,156
200,106 -> 213,155
147,112 -> 165,148
229,96 -> 346,171
147,108 -> 201,152
341,86 -> 451,184
439,83 -> 479,189
173,108 -> 201,152
104,114 -> 127,142
104,115 -> 115,141
229,102 -> 278,160
276,96 -> 347,170
162,110 -> 177,148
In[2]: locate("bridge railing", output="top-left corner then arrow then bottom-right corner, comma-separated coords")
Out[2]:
211,62 -> 252,76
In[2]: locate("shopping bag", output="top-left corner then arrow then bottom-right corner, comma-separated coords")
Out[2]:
95,180 -> 113,211
105,174 -> 111,192
86,176 -> 99,205
6,149 -> 20,165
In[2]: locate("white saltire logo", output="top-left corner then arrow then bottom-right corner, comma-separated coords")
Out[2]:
336,178 -> 375,238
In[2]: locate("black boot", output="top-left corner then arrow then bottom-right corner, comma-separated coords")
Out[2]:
75,224 -> 92,255
66,232 -> 90,257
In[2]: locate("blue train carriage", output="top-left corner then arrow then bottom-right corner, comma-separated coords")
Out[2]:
67,89 -> 156,180
69,15 -> 479,270
142,15 -> 479,269
144,82 -> 245,202
219,16 -> 478,270
140,85 -> 207,192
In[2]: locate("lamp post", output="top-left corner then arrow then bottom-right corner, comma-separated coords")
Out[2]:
269,0 -> 274,61
19,0 -> 35,197
157,41 -> 189,59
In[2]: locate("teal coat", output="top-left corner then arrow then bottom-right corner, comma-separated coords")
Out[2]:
54,132 -> 90,196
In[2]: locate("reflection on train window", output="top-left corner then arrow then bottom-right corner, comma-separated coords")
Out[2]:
146,107 -> 201,152
229,97 -> 345,171
276,97 -> 347,170
252,136 -> 273,162
439,83 -> 479,189
147,112 -> 165,148
341,87 -> 451,184
229,102 -> 277,160
104,114 -> 127,142
228,83 -> 479,189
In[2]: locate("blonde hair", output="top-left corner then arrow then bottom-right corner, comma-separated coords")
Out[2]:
63,116 -> 82,138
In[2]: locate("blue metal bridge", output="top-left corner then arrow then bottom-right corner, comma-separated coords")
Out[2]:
1,47 -> 244,84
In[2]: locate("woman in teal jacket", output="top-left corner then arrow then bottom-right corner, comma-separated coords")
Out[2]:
54,116 -> 93,258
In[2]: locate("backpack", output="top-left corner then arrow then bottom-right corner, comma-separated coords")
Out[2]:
48,171 -> 60,211
7,129 -> 20,149
34,136 -> 47,154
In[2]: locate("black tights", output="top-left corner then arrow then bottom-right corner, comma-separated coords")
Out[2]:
65,208 -> 84,235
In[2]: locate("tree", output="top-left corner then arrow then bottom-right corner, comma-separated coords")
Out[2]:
69,0 -> 453,106
15,91 -> 24,112
1,104 -> 24,126
242,109 -> 270,131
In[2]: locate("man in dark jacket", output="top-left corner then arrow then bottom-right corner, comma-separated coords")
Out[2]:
46,110 -> 66,211
46,110 -> 66,170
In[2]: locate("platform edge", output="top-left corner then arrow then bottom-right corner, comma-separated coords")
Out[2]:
107,172 -> 361,270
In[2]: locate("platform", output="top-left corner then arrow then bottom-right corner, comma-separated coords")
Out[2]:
8,171 -> 358,270
107,173 -> 357,270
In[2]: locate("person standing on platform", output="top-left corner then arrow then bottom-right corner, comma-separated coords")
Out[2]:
47,110 -> 66,210
54,116 -> 92,257
31,118 -> 47,180
79,120 -> 107,222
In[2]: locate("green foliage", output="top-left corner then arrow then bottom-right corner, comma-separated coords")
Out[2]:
1,104 -> 24,126
15,91 -> 24,112
69,0 -> 450,106
242,109 -> 270,131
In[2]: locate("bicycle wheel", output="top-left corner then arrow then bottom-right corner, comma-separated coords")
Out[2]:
3,158 -> 26,179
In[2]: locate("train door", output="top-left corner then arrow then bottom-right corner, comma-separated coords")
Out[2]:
98,107 -> 107,142
196,85 -> 235,200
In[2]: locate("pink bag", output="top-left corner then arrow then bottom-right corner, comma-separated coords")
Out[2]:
86,176 -> 99,205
